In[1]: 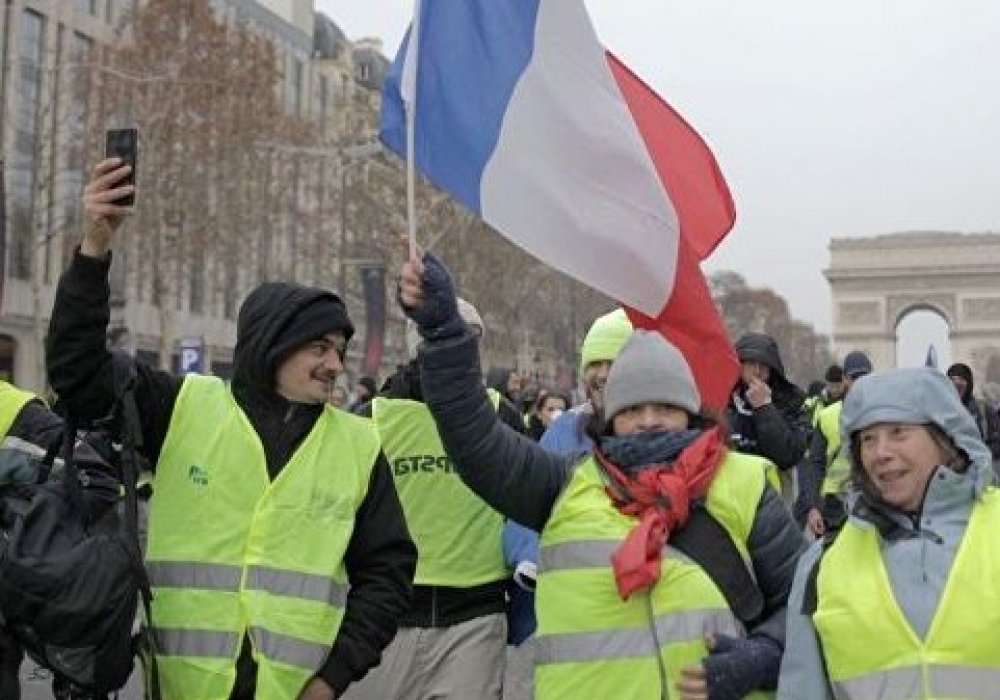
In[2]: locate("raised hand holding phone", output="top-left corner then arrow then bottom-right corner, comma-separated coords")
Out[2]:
81,130 -> 137,258
105,128 -> 137,206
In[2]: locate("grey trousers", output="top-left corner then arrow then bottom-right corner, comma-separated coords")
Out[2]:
343,613 -> 507,700
502,638 -> 534,700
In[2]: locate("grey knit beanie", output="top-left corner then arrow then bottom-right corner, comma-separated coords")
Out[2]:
603,330 -> 701,420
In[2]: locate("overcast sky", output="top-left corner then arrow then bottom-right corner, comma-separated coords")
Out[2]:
317,1 -> 999,358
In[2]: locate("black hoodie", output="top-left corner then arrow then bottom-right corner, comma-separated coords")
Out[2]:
726,333 -> 810,470
947,363 -> 1000,458
47,251 -> 416,698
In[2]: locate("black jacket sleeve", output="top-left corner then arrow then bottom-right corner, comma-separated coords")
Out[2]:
746,485 -> 808,644
418,332 -> 575,532
805,428 -> 829,508
980,400 -> 1000,460
750,401 -> 809,471
321,454 -> 416,695
46,251 -> 184,465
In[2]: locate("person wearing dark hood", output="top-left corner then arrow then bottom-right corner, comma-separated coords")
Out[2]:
397,251 -> 805,700
345,299 -> 523,700
778,368 -> 1000,699
486,366 -> 523,409
946,363 -> 1000,466
45,158 -> 417,700
727,333 -> 810,500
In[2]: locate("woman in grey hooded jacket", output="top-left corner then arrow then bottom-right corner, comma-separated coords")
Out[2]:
777,367 -> 999,699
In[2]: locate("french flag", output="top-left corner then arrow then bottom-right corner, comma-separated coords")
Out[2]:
380,0 -> 738,408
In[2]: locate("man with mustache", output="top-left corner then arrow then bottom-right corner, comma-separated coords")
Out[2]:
45,158 -> 416,700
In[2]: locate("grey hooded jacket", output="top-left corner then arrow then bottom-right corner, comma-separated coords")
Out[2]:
777,368 -> 996,700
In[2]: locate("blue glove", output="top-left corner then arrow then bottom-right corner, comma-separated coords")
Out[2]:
703,634 -> 782,700
399,252 -> 466,341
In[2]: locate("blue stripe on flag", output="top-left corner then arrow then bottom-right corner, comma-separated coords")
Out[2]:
380,0 -> 541,215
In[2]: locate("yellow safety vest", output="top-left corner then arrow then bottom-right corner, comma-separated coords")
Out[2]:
814,488 -> 1000,699
0,381 -> 36,439
817,402 -> 850,496
535,450 -> 774,700
147,375 -> 379,700
372,391 -> 506,587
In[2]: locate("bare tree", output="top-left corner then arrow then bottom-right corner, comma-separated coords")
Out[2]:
2,25 -> 97,385
710,270 -> 833,385
88,0 -> 316,367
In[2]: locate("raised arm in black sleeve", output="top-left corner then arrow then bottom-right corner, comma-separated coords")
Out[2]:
46,250 -> 183,464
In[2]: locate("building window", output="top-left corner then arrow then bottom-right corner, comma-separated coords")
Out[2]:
290,58 -> 304,115
9,10 -> 45,281
223,252 -> 238,320
61,33 -> 93,272
0,336 -> 16,382
357,61 -> 371,82
75,0 -> 97,15
318,75 -> 329,132
189,249 -> 205,315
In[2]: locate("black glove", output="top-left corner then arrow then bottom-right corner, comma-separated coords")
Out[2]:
703,634 -> 782,700
399,251 -> 466,341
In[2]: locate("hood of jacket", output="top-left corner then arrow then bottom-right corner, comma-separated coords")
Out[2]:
945,362 -> 975,404
232,282 -> 354,398
841,367 -> 994,503
732,333 -> 804,408
486,367 -> 516,402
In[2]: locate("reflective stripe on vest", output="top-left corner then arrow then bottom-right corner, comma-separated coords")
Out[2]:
815,488 -> 1000,700
148,375 -> 379,700
831,664 -> 1000,700
818,403 -> 850,495
373,390 -> 507,587
154,628 -> 241,658
0,382 -> 36,440
535,608 -> 741,665
534,451 -> 773,700
147,561 -> 349,607
539,541 -> 694,571
249,626 -> 330,671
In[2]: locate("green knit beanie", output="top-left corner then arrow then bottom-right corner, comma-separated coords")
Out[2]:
579,308 -> 633,373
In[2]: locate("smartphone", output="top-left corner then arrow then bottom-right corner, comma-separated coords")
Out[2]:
105,128 -> 137,206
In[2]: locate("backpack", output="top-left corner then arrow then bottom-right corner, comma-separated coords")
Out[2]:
0,356 -> 153,696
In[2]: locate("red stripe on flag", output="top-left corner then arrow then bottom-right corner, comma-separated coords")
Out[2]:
624,245 -> 737,411
606,53 -> 735,261
607,53 -> 738,408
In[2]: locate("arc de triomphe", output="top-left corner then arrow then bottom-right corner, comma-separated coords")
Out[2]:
825,232 -> 1000,387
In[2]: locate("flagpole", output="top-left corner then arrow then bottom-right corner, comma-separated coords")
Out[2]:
404,0 -> 423,262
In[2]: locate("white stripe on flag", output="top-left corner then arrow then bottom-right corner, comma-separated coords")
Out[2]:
400,0 -> 422,106
480,0 -> 680,317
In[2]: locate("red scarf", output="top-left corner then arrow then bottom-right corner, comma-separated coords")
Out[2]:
597,427 -> 726,600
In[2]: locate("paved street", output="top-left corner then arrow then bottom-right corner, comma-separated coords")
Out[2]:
19,651 -> 532,699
